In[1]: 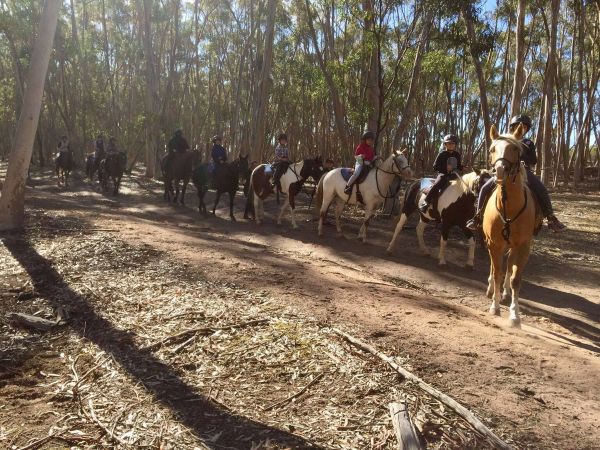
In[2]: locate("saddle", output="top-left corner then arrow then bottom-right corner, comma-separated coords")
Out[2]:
341,165 -> 371,184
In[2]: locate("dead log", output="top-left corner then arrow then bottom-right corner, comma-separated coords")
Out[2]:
7,312 -> 60,331
388,402 -> 422,450
333,328 -> 513,450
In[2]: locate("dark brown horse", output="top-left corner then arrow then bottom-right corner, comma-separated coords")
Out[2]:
161,150 -> 200,205
211,154 -> 249,221
99,152 -> 127,195
86,150 -> 105,181
54,151 -> 73,187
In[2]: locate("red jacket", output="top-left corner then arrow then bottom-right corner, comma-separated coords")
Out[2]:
355,143 -> 375,162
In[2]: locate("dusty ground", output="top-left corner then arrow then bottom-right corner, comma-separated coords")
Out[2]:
1,167 -> 599,449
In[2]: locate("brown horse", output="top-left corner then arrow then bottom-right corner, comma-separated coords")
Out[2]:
99,152 -> 127,196
484,124 -> 542,327
54,151 -> 73,187
161,150 -> 200,204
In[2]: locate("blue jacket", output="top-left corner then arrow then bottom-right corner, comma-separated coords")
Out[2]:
211,144 -> 227,163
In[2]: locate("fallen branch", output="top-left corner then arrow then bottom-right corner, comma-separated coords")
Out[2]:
332,328 -> 513,450
86,399 -> 130,447
143,318 -> 270,351
16,434 -> 58,450
263,372 -> 325,411
6,312 -> 61,331
388,402 -> 423,450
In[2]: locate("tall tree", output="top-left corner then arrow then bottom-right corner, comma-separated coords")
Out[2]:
0,0 -> 61,230
510,0 -> 526,117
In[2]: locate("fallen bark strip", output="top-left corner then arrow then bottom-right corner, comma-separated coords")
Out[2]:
143,318 -> 270,351
263,372 -> 326,411
16,434 -> 58,450
6,312 -> 61,331
332,328 -> 513,450
388,402 -> 423,450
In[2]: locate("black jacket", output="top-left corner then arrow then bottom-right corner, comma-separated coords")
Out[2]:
520,138 -> 537,168
168,135 -> 190,153
433,150 -> 463,174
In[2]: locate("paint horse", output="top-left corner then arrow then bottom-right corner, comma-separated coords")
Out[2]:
484,124 -> 542,327
247,156 -> 324,228
316,150 -> 413,243
54,150 -> 73,187
386,170 -> 492,268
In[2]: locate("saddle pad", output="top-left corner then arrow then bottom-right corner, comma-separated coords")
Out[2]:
420,178 -> 435,194
340,168 -> 354,182
264,164 -> 274,175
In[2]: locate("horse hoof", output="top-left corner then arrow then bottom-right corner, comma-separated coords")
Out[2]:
502,294 -> 511,303
276,221 -> 282,226
292,224 -> 299,230
438,261 -> 447,267
465,264 -> 474,271
509,317 -> 521,328
385,247 -> 393,255
489,307 -> 501,316
230,216 -> 236,222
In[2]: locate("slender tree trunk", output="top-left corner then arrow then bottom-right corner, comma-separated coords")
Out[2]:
141,0 -> 159,178
250,0 -> 277,162
510,0 -> 526,117
0,0 -> 61,230
461,5 -> 492,151
541,0 -> 559,183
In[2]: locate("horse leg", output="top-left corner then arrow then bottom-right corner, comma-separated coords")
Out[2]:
360,204 -> 375,243
318,192 -> 336,237
180,179 -> 188,205
502,271 -> 512,303
289,200 -> 298,230
386,213 -> 408,254
416,220 -> 429,256
277,196 -> 288,226
438,225 -> 450,266
462,227 -> 476,270
254,193 -> 262,225
507,244 -> 530,328
487,245 -> 504,316
333,199 -> 345,235
213,191 -> 222,216
229,190 -> 236,221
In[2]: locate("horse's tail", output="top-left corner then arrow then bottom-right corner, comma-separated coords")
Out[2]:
402,179 -> 421,217
315,175 -> 325,213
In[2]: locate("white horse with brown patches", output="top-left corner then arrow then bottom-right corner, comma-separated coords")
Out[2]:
386,170 -> 492,268
315,150 -> 413,242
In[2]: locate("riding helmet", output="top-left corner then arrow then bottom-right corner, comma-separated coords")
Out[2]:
212,135 -> 222,143
509,114 -> 532,130
361,131 -> 376,141
278,133 -> 288,142
443,134 -> 458,144
174,128 -> 183,135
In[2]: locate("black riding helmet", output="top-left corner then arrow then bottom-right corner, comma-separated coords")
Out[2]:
278,133 -> 288,142
361,131 -> 376,141
212,135 -> 222,143
174,128 -> 183,136
443,134 -> 458,144
509,114 -> 532,130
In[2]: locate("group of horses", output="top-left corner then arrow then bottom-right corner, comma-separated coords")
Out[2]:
75,125 -> 538,329
86,151 -> 127,195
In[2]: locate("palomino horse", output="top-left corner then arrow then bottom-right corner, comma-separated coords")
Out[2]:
485,124 -> 542,327
386,170 -> 492,268
316,151 -> 412,242
161,150 -> 200,204
248,156 -> 324,228
99,152 -> 127,195
211,155 -> 249,221
54,151 -> 73,187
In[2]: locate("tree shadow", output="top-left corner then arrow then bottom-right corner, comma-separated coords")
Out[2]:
1,234 -> 321,450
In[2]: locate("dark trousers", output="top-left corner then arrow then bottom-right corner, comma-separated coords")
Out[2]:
477,170 -> 553,217
272,161 -> 288,184
425,173 -> 456,203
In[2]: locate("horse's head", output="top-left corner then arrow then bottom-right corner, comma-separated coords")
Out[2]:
391,149 -> 413,180
301,156 -> 325,182
489,124 -> 525,182
238,153 -> 250,175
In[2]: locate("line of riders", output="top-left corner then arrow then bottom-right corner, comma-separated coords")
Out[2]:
67,113 -> 566,233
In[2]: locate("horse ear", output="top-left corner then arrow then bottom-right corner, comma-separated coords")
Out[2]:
474,167 -> 481,175
490,125 -> 500,141
513,122 -> 525,140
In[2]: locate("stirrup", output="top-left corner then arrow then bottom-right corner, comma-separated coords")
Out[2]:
418,201 -> 429,213
547,216 -> 566,232
344,185 -> 353,195
466,217 -> 479,231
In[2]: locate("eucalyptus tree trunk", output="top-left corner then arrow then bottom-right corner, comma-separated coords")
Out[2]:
510,0 -> 526,117
141,0 -> 160,178
363,0 -> 381,141
0,0 -> 61,230
250,0 -> 276,162
541,0 -> 559,184
461,5 -> 492,151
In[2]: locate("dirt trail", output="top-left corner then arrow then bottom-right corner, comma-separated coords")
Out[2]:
4,170 -> 600,449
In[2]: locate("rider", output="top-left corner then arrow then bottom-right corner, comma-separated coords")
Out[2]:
165,129 -> 190,171
57,135 -> 70,155
466,114 -> 566,232
344,131 -> 376,195
419,134 -> 463,213
211,135 -> 227,168
271,133 -> 290,192
106,136 -> 119,154
94,134 -> 105,160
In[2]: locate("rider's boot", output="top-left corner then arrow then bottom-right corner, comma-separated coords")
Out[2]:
344,183 -> 353,195
547,215 -> 566,232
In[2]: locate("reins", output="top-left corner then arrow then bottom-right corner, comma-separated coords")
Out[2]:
373,156 -> 409,200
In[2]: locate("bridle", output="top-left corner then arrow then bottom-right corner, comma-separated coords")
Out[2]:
490,136 -> 528,242
373,155 -> 411,199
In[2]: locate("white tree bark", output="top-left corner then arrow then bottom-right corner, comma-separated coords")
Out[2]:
509,0 -> 526,117
0,0 -> 61,230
